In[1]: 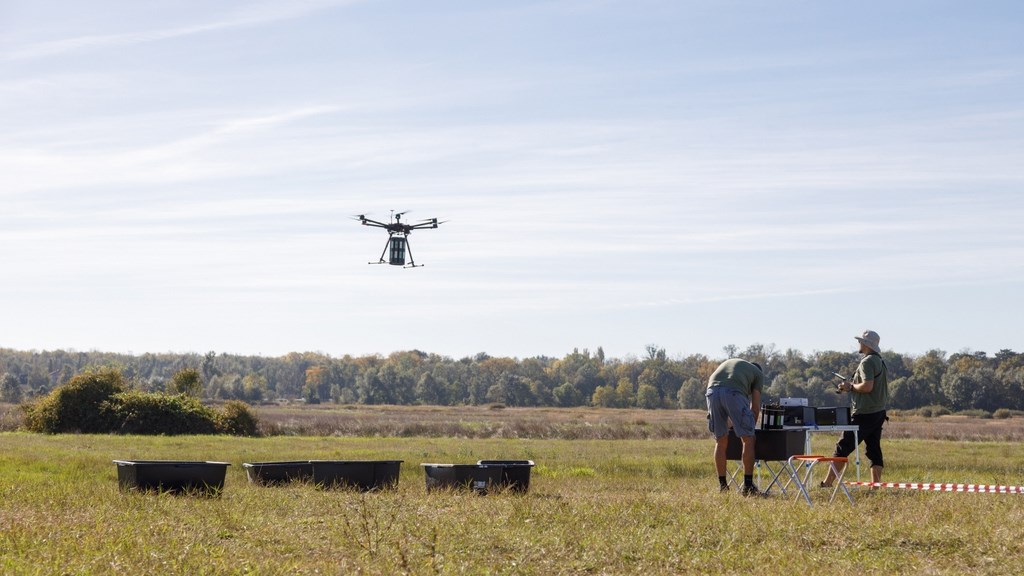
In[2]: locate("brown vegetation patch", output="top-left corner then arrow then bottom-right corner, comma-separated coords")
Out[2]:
256,404 -> 1024,442
7,401 -> 1024,442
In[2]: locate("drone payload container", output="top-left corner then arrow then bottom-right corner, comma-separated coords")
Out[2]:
389,237 -> 407,266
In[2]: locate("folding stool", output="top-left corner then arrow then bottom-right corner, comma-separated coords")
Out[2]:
785,455 -> 855,506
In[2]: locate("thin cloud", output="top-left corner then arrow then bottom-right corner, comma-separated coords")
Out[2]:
4,0 -> 365,61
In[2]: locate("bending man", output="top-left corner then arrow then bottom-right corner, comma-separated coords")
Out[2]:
706,358 -> 764,496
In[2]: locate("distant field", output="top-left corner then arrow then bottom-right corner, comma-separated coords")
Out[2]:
3,416 -> 1024,574
251,403 -> 1024,442
5,401 -> 1024,442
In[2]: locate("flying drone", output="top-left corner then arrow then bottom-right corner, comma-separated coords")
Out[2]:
353,211 -> 445,268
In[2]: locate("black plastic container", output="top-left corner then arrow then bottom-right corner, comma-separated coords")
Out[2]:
242,461 -> 314,485
310,460 -> 403,491
725,429 -> 805,461
783,405 -> 816,426
421,464 -> 504,494
815,406 -> 851,426
113,460 -> 230,494
477,460 -> 536,493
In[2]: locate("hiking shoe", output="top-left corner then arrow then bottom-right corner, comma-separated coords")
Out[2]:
741,485 -> 766,498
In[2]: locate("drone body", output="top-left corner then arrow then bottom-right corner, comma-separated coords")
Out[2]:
354,211 -> 444,268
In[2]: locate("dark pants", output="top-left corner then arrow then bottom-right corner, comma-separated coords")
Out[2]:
833,410 -> 887,468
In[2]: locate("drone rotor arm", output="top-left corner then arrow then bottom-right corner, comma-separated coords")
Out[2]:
408,218 -> 444,229
359,218 -> 390,228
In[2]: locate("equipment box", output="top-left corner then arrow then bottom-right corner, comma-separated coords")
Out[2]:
113,460 -> 230,494
815,407 -> 850,426
310,460 -> 403,491
783,406 -> 816,426
477,460 -> 535,493
725,429 -> 805,462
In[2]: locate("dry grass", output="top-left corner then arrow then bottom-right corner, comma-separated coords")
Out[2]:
256,404 -> 1024,442
255,404 -> 708,439
7,401 -> 1024,442
3,432 -> 1024,575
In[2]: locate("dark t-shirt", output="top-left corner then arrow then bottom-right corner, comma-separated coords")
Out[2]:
853,353 -> 888,414
707,358 -> 763,398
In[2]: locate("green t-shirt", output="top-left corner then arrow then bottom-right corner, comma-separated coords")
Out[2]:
852,353 -> 888,415
707,358 -> 764,398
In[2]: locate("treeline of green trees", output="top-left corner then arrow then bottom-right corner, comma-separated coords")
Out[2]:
2,345 -> 1023,412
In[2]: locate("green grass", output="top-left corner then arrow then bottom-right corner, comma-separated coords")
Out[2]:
2,432 -> 1024,574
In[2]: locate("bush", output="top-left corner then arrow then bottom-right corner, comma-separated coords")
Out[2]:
993,408 -> 1012,420
217,400 -> 260,436
958,409 -> 993,419
102,392 -> 220,435
22,368 -> 125,433
22,367 -> 259,436
918,405 -> 951,418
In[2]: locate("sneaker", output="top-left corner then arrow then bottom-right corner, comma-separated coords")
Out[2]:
741,485 -> 766,498
719,484 -> 730,493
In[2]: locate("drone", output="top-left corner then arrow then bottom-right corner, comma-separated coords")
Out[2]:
353,211 -> 445,268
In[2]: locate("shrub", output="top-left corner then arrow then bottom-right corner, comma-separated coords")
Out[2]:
918,405 -> 951,418
20,367 -> 260,436
22,368 -> 125,433
958,409 -> 993,419
993,408 -> 1012,420
217,400 -> 260,436
102,392 -> 219,435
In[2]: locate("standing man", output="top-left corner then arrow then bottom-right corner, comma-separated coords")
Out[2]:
706,358 -> 764,496
822,330 -> 889,488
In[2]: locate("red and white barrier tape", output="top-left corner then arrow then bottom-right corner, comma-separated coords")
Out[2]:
846,481 -> 1024,494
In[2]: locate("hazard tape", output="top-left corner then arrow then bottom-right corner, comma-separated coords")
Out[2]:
846,481 -> 1024,494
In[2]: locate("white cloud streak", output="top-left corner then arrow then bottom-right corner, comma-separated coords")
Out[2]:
3,0 -> 366,61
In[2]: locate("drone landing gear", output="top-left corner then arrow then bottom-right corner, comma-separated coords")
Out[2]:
371,236 -> 423,268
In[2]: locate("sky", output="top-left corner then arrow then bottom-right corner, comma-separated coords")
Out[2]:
2,0 -> 1023,361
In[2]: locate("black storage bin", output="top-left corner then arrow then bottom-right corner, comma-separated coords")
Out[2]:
815,407 -> 850,426
783,405 -> 816,426
113,460 -> 230,494
725,429 -> 806,461
242,461 -> 313,485
421,464 -> 504,494
310,460 -> 402,491
477,460 -> 535,493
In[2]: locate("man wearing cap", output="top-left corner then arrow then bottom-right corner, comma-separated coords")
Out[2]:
706,358 -> 764,496
822,330 -> 889,488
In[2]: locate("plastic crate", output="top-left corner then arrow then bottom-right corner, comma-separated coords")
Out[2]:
113,460 -> 229,494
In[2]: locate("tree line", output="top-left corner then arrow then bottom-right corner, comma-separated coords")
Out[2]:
2,345 -> 1023,412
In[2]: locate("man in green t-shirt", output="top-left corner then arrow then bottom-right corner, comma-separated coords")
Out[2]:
822,330 -> 889,487
706,358 -> 764,496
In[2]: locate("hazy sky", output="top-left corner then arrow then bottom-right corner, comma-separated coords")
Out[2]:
2,1 -> 1022,360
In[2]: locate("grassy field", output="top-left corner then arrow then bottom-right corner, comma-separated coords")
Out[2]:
3,421 -> 1024,575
